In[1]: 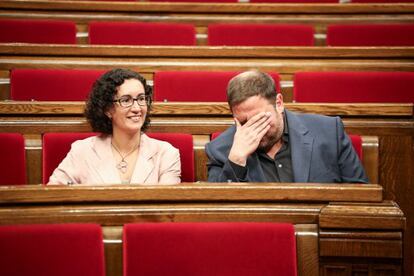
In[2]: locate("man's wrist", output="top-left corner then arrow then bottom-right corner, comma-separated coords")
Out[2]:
228,151 -> 247,167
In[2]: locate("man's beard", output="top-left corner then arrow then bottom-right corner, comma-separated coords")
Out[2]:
258,127 -> 283,153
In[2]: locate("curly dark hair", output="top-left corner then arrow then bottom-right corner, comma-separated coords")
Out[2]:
85,68 -> 153,134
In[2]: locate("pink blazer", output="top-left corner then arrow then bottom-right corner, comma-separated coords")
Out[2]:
48,134 -> 181,185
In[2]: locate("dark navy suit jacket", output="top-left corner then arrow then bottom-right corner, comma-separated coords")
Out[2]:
205,109 -> 368,183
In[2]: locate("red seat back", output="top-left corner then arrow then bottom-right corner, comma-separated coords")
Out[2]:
89,21 -> 196,46
42,132 -> 96,184
11,69 -> 105,101
124,222 -> 297,276
327,24 -> 414,46
0,223 -> 105,276
294,71 -> 414,103
208,24 -> 314,46
147,132 -> 195,182
154,71 -> 280,102
352,0 -> 414,2
251,0 -> 336,2
0,133 -> 26,185
0,19 -> 76,44
212,132 -> 363,160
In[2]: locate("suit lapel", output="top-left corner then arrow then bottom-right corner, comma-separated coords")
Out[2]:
286,110 -> 314,182
92,135 -> 121,184
130,134 -> 155,184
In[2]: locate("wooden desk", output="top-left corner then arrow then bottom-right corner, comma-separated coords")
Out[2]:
0,183 -> 405,276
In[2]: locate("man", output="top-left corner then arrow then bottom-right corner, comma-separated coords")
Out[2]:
205,70 -> 368,183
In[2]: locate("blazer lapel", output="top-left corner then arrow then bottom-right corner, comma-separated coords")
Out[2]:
286,110 -> 314,182
130,134 -> 155,184
92,135 -> 121,184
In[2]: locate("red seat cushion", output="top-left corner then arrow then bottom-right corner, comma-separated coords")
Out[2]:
89,21 -> 196,45
0,19 -> 76,44
294,71 -> 414,103
154,71 -> 280,102
0,133 -> 26,185
0,223 -> 105,276
327,24 -> 414,46
147,133 -> 195,182
124,222 -> 297,276
349,134 -> 363,161
10,69 -> 105,101
42,132 -> 96,184
208,24 -> 314,46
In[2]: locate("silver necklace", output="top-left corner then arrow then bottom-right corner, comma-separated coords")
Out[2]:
111,142 -> 139,174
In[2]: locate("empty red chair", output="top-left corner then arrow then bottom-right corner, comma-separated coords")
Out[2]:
0,133 -> 26,185
10,69 -> 105,101
208,24 -> 314,46
327,24 -> 414,46
294,71 -> 414,103
0,19 -> 76,44
251,0 -> 337,2
89,21 -> 196,46
352,0 -> 414,2
154,71 -> 280,102
124,222 -> 297,276
0,223 -> 105,276
147,133 -> 195,182
42,132 -> 95,184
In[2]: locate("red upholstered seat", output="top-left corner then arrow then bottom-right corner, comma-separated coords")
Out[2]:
42,132 -> 96,184
251,0 -> 336,2
349,134 -> 363,161
211,132 -> 364,160
124,222 -> 297,276
352,0 -> 414,2
154,71 -> 280,102
0,223 -> 105,276
89,21 -> 196,46
10,69 -> 105,101
0,19 -> 76,44
327,24 -> 414,46
0,133 -> 26,185
149,0 -> 236,2
147,133 -> 195,182
293,71 -> 414,103
208,24 -> 314,46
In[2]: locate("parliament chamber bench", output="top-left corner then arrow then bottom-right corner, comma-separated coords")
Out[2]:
0,183 -> 406,276
1,1 -> 414,45
0,44 -> 413,102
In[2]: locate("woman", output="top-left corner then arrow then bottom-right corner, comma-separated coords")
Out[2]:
48,68 -> 181,185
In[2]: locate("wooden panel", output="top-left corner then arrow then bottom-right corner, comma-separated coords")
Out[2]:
295,224 -> 319,276
0,183 -> 383,204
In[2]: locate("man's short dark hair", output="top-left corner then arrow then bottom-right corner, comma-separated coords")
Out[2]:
85,68 -> 153,134
227,70 -> 277,109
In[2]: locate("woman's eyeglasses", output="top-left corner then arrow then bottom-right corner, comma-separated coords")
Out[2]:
113,95 -> 148,108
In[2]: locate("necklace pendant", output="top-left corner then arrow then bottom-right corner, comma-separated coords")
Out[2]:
117,160 -> 128,174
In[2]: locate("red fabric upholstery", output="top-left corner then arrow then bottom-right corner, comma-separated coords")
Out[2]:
154,71 -> 280,102
352,0 -> 414,2
293,71 -> 414,103
42,132 -> 96,184
327,24 -> 414,46
124,222 -> 297,276
0,19 -> 76,44
349,134 -> 363,161
89,21 -> 196,45
10,69 -> 105,101
0,223 -> 105,276
251,0 -> 336,2
208,24 -> 314,46
149,0 -> 236,2
0,133 -> 26,185
147,132 -> 194,182
212,131 -> 363,160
